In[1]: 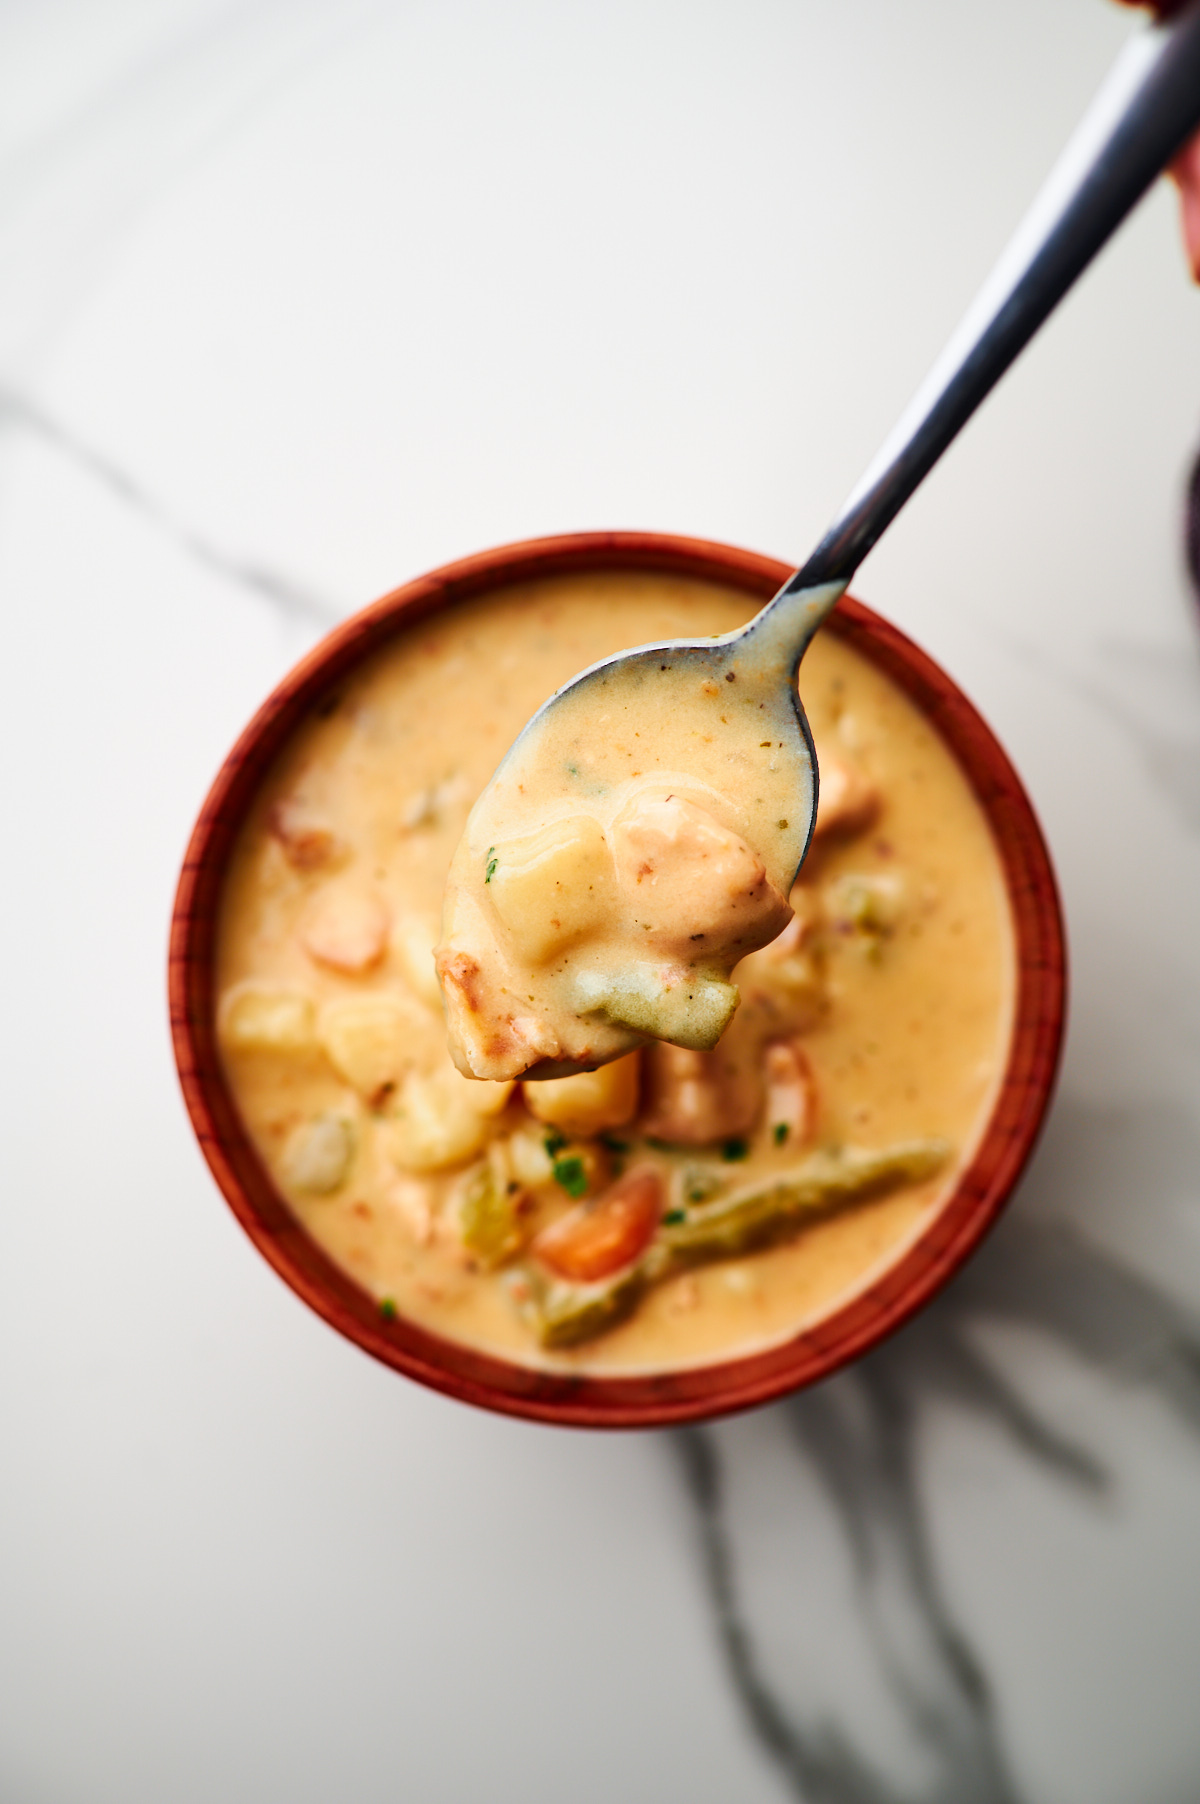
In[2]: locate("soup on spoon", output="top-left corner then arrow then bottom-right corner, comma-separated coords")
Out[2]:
435,586 -> 840,1081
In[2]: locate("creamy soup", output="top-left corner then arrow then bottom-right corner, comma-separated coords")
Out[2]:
437,641 -> 806,1081
215,570 -> 1015,1375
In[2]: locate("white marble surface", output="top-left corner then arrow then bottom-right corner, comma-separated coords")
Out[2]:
2,3 -> 1200,1800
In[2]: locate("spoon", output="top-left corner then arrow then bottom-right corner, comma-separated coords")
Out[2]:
443,0 -> 1200,1078
493,0 -> 1200,846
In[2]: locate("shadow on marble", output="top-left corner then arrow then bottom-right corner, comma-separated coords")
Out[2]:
674,1094 -> 1200,1804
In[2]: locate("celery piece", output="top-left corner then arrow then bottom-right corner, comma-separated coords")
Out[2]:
511,1265 -> 645,1350
573,964 -> 738,1052
658,1140 -> 950,1268
504,1138 -> 951,1349
675,1164 -> 728,1208
459,1162 -> 523,1268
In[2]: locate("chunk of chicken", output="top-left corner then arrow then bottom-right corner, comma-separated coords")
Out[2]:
762,1040 -> 818,1149
639,1041 -> 763,1146
301,884 -> 390,974
269,796 -> 344,870
734,897 -> 826,1031
611,793 -> 791,962
811,753 -> 878,841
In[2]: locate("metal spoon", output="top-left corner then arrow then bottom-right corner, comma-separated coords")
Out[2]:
477,0 -> 1200,897
444,2 -> 1200,1082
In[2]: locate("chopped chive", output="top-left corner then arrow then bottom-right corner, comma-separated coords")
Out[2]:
773,1122 -> 789,1146
543,1127 -> 568,1157
662,1208 -> 687,1226
484,846 -> 498,883
721,1137 -> 750,1162
552,1155 -> 588,1199
379,1297 -> 398,1322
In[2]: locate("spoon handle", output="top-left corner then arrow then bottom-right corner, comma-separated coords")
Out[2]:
781,0 -> 1200,604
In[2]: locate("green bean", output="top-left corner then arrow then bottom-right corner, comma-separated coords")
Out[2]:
655,1140 -> 949,1268
510,1138 -> 950,1347
510,1265 -> 646,1350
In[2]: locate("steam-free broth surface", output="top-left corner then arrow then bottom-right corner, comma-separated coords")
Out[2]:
215,571 -> 1014,1374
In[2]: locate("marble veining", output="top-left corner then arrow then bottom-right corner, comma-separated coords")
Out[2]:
678,1204 -> 1200,1803
0,382 -> 337,626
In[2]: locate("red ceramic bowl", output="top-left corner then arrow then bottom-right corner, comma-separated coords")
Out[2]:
170,532 -> 1066,1427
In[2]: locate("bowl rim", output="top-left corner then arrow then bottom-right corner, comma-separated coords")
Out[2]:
169,529 -> 1067,1428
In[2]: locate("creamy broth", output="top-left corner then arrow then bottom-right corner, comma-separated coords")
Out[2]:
215,571 -> 1015,1375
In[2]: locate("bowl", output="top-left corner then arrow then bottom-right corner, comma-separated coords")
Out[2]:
170,531 -> 1066,1427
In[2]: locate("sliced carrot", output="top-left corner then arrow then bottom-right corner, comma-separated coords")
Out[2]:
533,1167 -> 663,1284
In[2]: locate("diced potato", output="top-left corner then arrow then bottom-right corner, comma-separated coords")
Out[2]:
532,1167 -> 663,1283
385,1070 -> 495,1173
392,913 -> 444,1010
522,1050 -> 640,1136
218,984 -> 318,1055
282,1114 -> 354,1193
319,994 -> 433,1100
439,1060 -> 515,1117
301,884 -> 389,973
269,797 -> 344,870
506,1124 -> 556,1188
486,815 -> 614,964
